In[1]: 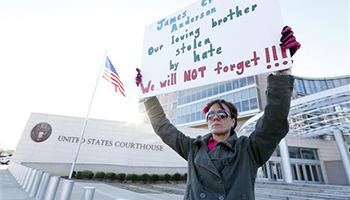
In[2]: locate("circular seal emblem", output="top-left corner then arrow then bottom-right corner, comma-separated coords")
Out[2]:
31,122 -> 52,142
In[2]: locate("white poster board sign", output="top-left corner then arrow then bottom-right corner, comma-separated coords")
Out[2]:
139,0 -> 291,98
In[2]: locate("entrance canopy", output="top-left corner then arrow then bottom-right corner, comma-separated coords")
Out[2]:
238,85 -> 350,138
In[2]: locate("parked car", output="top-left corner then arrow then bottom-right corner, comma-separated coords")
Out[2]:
0,156 -> 11,165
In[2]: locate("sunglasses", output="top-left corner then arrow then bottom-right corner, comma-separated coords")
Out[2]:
206,110 -> 230,121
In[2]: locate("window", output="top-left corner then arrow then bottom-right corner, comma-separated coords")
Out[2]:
195,102 -> 201,111
227,93 -> 234,103
305,165 -> 312,181
326,80 -> 334,88
250,98 -> 258,109
292,164 -> 298,180
340,78 -> 348,85
311,165 -> 319,182
298,165 -> 305,180
303,80 -> 312,94
295,79 -> 306,95
289,147 -> 318,160
191,93 -> 196,102
233,92 -> 241,102
242,100 -> 249,111
226,82 -> 232,91
309,81 -> 317,94
289,147 -> 302,159
181,116 -> 185,124
191,113 -> 195,121
314,81 -> 322,93
185,114 -> 190,123
196,112 -> 201,121
301,149 -> 318,160
196,91 -> 201,100
234,102 -> 241,112
241,89 -> 249,100
218,84 -> 224,93
240,78 -> 247,87
233,80 -> 239,89
202,89 -> 207,99
333,79 -> 342,87
207,88 -> 213,96
186,95 -> 190,103
247,76 -> 255,85
262,164 -> 268,178
249,88 -> 257,98
319,80 -> 328,90
213,86 -> 219,95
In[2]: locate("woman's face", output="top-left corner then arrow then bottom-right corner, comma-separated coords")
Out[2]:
207,103 -> 235,136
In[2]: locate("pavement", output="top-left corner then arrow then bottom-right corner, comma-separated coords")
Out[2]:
0,168 -> 34,200
0,167 -> 182,200
2,165 -> 350,200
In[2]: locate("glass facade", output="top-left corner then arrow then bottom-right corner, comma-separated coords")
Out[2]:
176,76 -> 259,125
294,76 -> 350,97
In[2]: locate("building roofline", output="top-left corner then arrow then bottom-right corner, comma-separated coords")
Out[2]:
293,74 -> 350,80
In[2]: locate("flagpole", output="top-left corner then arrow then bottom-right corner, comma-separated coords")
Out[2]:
68,51 -> 107,179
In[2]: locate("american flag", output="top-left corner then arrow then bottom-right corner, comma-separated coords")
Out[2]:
102,57 -> 126,97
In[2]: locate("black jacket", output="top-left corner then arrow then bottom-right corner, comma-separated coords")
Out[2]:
145,75 -> 294,200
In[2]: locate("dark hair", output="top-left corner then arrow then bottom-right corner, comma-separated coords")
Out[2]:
204,99 -> 238,129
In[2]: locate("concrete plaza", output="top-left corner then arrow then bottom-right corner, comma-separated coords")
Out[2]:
1,164 -> 350,200
0,167 -> 182,200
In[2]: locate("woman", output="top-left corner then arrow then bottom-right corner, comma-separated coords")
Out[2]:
136,26 -> 300,200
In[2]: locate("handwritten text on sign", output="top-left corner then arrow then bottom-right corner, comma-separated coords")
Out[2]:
139,0 -> 290,97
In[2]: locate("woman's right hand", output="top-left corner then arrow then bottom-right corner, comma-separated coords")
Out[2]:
280,26 -> 301,57
135,68 -> 142,86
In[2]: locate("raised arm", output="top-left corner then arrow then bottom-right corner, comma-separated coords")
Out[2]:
248,74 -> 294,166
144,97 -> 193,160
247,26 -> 300,166
136,69 -> 193,160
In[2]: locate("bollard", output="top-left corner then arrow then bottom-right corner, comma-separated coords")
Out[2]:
15,164 -> 20,182
36,173 -> 51,200
57,179 -> 74,200
26,169 -> 38,192
81,187 -> 95,200
43,176 -> 61,200
19,166 -> 26,182
7,162 -> 13,173
19,167 -> 27,186
29,170 -> 43,197
21,167 -> 29,185
23,169 -> 34,189
18,166 -> 25,184
21,168 -> 30,188
16,164 -> 21,182
9,163 -> 16,180
8,163 -> 16,180
20,167 -> 30,187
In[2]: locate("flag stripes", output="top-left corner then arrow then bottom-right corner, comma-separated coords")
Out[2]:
103,57 -> 126,97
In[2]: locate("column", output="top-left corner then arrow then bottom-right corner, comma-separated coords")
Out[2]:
333,129 -> 350,185
279,138 -> 293,183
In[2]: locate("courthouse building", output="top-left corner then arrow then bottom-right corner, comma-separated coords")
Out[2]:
12,74 -> 350,185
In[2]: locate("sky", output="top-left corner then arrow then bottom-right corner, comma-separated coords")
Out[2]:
0,0 -> 349,150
